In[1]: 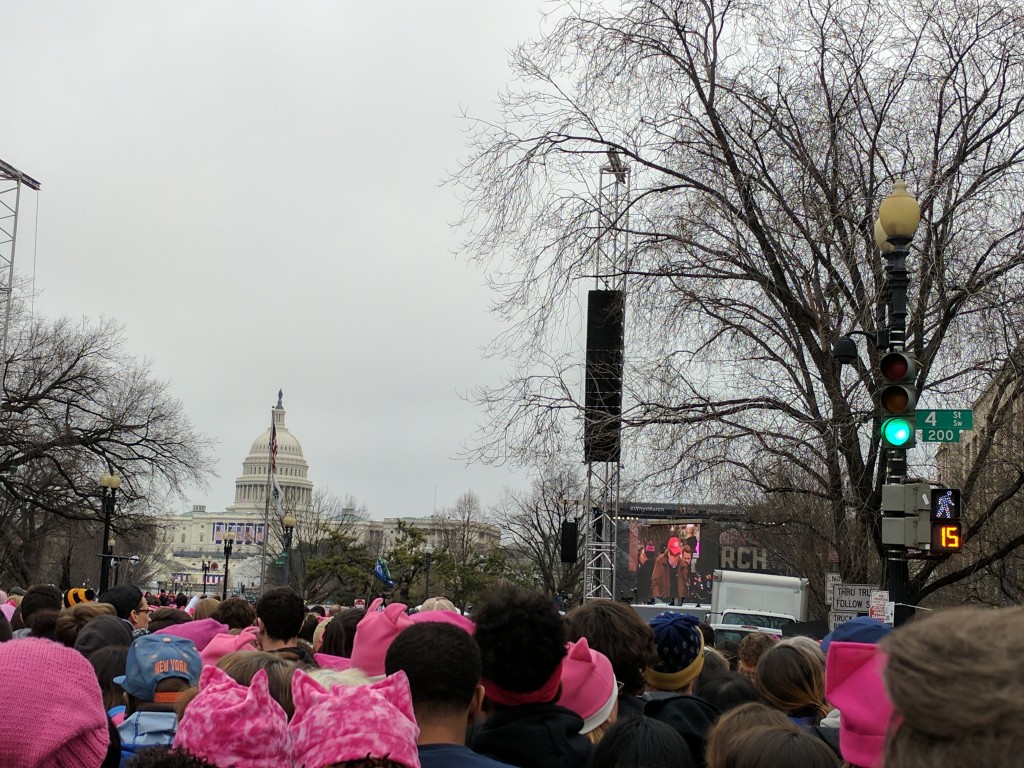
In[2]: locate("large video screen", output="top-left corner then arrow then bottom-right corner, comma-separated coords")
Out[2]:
615,521 -> 710,604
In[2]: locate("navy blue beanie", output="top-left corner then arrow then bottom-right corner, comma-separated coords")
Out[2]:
647,612 -> 705,690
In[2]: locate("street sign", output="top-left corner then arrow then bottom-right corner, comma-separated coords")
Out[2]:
828,611 -> 859,630
868,590 -> 889,621
919,409 -> 973,430
832,583 -> 876,612
825,573 -> 842,607
920,428 -> 960,443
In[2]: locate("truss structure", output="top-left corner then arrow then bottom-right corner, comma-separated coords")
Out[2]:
583,158 -> 630,601
0,159 -> 40,391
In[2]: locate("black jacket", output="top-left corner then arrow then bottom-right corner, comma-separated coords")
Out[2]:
643,692 -> 721,768
471,703 -> 593,768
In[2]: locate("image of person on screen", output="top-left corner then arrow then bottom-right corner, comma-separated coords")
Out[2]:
636,540 -> 657,602
651,536 -> 691,604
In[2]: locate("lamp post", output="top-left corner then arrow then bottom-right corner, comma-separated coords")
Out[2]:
222,533 -> 234,600
98,473 -> 121,593
875,179 -> 921,627
423,542 -> 434,601
201,560 -> 211,596
281,513 -> 297,590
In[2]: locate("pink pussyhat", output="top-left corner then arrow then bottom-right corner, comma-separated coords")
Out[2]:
313,652 -> 354,670
348,597 -> 415,678
173,666 -> 291,768
408,608 -> 475,634
155,618 -> 229,651
559,637 -> 618,734
290,667 -> 420,768
825,641 -> 895,768
199,625 -> 259,667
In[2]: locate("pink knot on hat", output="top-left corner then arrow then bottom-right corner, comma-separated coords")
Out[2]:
314,652 -> 354,670
825,641 -> 894,768
559,637 -> 618,734
349,597 -> 415,678
155,617 -> 229,651
199,625 -> 259,667
0,637 -> 110,768
290,667 -> 420,768
174,666 -> 291,768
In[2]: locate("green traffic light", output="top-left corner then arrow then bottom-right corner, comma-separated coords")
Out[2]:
882,417 -> 913,446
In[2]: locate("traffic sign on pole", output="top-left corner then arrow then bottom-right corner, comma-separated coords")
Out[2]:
919,409 -> 973,430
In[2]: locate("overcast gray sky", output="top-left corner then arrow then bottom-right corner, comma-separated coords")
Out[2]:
1,2 -> 565,519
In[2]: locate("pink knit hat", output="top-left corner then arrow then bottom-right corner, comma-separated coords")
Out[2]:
290,667 -> 420,768
174,666 -> 291,767
825,641 -> 894,768
0,637 -> 110,767
199,625 -> 259,667
348,598 -> 415,678
313,652 -> 354,670
408,608 -> 475,634
559,638 -> 618,734
155,618 -> 229,651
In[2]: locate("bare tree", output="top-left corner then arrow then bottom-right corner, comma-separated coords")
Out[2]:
493,467 -> 586,604
0,313 -> 214,586
431,491 -> 505,611
453,0 -> 1024,602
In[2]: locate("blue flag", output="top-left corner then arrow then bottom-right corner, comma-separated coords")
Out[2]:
373,558 -> 394,588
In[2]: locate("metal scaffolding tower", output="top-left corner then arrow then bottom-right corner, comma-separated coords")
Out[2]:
583,154 -> 629,601
0,158 -> 41,391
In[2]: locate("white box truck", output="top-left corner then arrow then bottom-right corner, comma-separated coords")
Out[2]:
710,569 -> 810,631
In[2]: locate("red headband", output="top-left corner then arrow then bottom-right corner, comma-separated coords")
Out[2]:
483,660 -> 563,706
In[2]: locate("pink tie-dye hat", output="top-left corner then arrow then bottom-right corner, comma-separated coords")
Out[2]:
199,625 -> 259,667
289,667 -> 420,768
173,666 -> 291,768
348,598 -> 415,678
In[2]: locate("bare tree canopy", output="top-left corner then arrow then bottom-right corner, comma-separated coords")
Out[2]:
453,0 -> 1024,600
0,312 -> 215,585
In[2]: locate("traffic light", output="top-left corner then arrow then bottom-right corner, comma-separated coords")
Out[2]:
929,488 -> 963,552
878,351 -> 917,448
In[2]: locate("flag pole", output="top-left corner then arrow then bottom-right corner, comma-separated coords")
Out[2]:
258,395 -> 279,597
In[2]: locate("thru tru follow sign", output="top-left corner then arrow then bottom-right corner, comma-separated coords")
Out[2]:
832,583 -> 875,612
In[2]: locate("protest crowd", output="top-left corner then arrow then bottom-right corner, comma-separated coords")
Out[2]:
0,579 -> 1019,767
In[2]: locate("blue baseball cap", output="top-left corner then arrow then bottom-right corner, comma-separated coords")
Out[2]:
820,616 -> 892,653
114,634 -> 201,701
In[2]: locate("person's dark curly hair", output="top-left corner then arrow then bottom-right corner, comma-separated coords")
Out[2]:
564,600 -> 657,696
256,587 -> 305,642
147,608 -> 193,633
473,584 -> 566,693
385,622 -> 480,716
212,597 -> 256,631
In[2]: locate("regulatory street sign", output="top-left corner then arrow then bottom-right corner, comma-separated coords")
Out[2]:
825,573 -> 842,607
919,409 -> 973,430
828,611 -> 859,631
832,583 -> 876,612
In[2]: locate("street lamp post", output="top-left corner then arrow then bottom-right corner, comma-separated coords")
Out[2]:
222,533 -> 234,600
201,560 -> 211,596
98,473 -> 121,593
281,513 -> 297,590
875,179 -> 921,627
423,542 -> 434,601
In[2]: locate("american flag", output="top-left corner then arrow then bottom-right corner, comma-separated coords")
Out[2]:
270,420 -> 278,473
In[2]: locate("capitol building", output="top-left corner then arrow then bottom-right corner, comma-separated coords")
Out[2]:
153,392 -> 500,596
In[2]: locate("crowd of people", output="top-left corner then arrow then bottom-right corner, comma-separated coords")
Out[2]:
0,580 -> 1020,767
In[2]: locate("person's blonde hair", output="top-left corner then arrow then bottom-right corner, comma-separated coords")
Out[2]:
307,667 -> 372,689
884,606 -> 1024,768
706,702 -> 797,768
193,597 -> 221,620
215,650 -> 298,718
312,615 -> 333,652
755,641 -> 828,721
